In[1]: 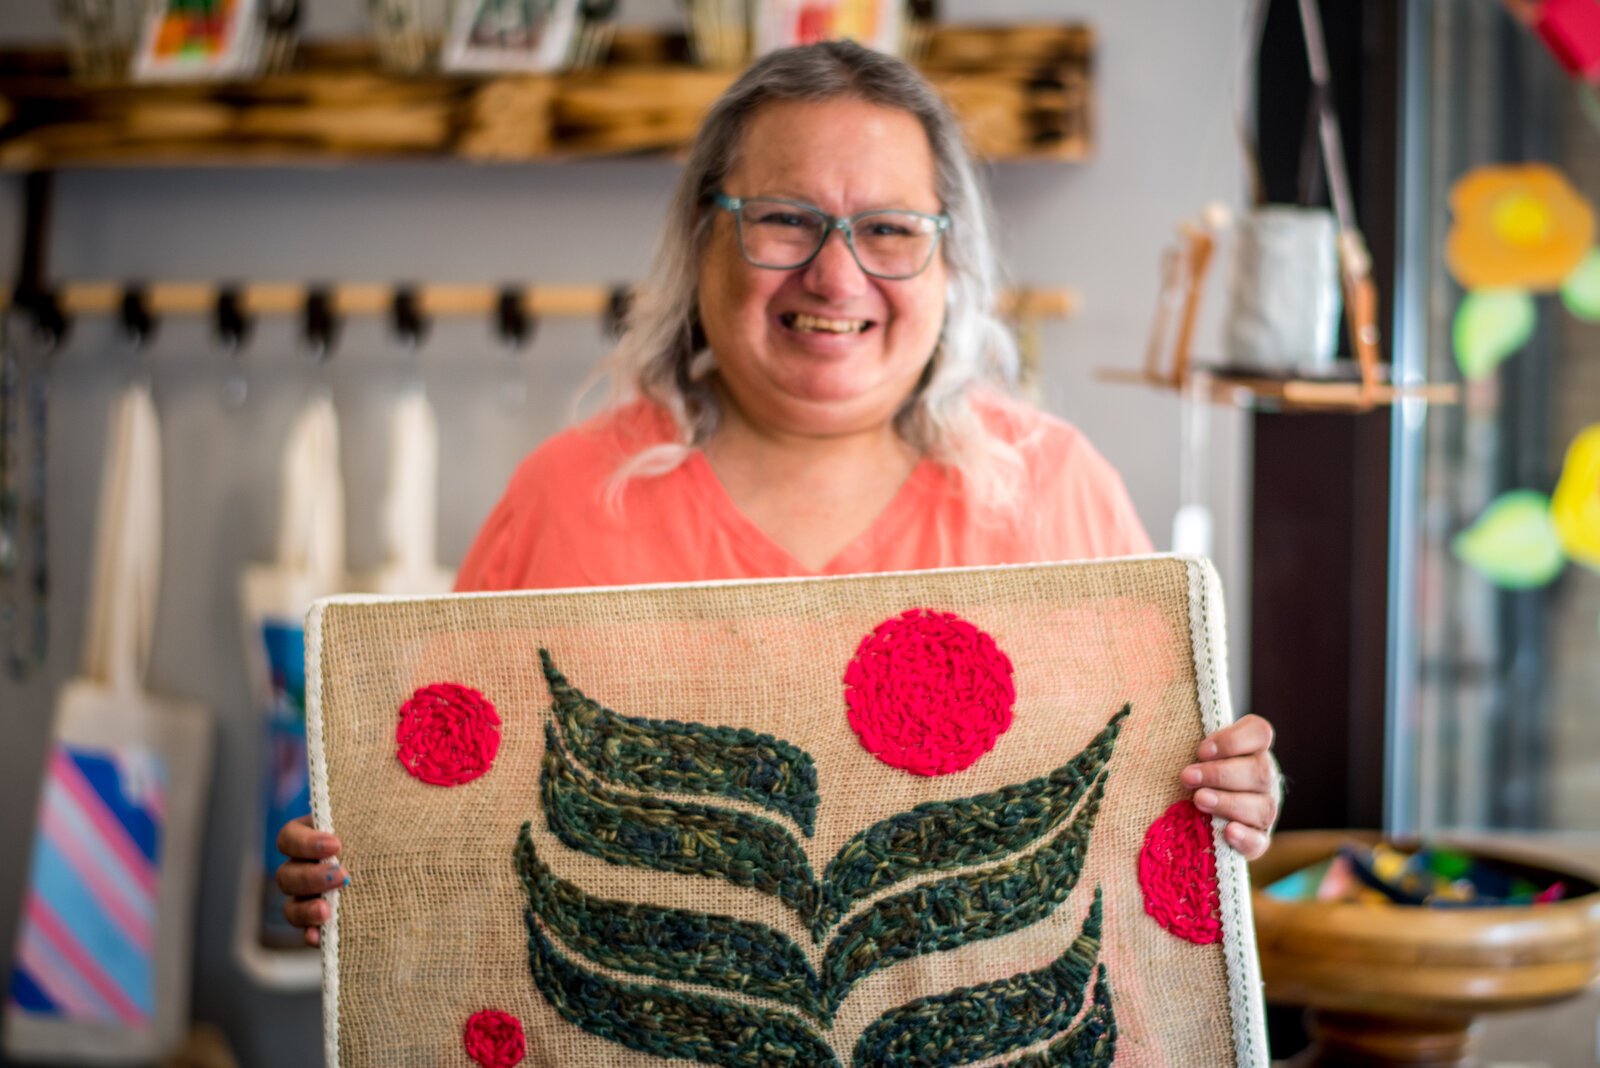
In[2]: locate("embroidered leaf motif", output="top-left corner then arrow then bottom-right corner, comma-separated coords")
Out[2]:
1000,965 -> 1117,1068
852,887 -> 1104,1068
542,649 -> 820,836
524,909 -> 840,1068
541,723 -> 820,924
517,822 -> 825,1020
820,772 -> 1107,1016
816,707 -> 1127,937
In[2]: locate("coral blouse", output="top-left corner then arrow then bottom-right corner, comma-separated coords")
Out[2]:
455,396 -> 1152,592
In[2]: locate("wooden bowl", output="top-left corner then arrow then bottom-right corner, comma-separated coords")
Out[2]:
1251,831 -> 1600,1018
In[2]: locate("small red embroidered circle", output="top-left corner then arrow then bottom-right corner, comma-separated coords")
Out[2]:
463,1009 -> 525,1067
396,683 -> 501,787
843,608 -> 1015,776
1138,798 -> 1222,944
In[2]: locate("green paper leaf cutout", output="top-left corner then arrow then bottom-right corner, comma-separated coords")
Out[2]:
819,772 -> 1107,1016
525,909 -> 840,1068
517,822 -> 825,1020
1451,490 -> 1566,588
541,723 -> 820,924
999,965 -> 1118,1068
1561,249 -> 1600,321
815,707 -> 1128,940
853,887 -> 1106,1068
1453,289 -> 1537,380
542,649 -> 820,836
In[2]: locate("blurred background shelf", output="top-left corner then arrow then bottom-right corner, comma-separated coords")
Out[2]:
1095,366 -> 1461,414
0,24 -> 1092,169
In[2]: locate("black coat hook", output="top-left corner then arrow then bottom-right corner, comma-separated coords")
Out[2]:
303,285 -> 339,360
119,283 -> 156,348
496,286 -> 535,349
16,286 -> 68,351
391,285 -> 428,348
604,285 -> 633,340
215,285 -> 253,351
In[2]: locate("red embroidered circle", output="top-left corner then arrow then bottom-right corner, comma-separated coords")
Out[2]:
463,1009 -> 525,1067
1138,798 -> 1222,944
843,608 -> 1015,776
395,683 -> 501,787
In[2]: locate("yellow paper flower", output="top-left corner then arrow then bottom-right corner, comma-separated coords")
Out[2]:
1552,424 -> 1600,572
1445,164 -> 1596,290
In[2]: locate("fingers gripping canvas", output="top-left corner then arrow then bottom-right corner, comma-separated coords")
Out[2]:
306,557 -> 1268,1068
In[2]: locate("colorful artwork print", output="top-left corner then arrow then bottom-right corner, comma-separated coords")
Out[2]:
755,0 -> 903,58
7,743 -> 167,1026
309,560 -> 1266,1067
441,0 -> 582,73
258,618 -> 311,948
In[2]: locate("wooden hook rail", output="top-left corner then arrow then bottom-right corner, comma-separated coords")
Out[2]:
0,280 -> 1078,322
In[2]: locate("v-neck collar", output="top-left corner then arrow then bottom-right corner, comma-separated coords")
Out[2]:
682,449 -> 939,576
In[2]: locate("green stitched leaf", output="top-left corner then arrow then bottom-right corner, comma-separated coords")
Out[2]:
817,707 -> 1127,938
1001,965 -> 1117,1068
525,908 -> 840,1068
542,649 -> 820,836
517,822 -> 825,1020
852,887 -> 1104,1068
542,723 -> 820,924
820,772 -> 1107,1016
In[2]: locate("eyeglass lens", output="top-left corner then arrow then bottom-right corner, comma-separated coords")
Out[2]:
734,199 -> 940,279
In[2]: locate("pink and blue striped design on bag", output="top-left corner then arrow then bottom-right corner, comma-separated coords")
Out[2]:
7,743 -> 166,1026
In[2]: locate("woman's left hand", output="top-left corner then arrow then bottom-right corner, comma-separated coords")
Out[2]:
1181,713 -> 1280,861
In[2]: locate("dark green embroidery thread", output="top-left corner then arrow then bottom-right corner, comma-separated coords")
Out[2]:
816,707 -> 1127,937
529,654 -> 1129,1065
524,909 -> 840,1068
516,821 -> 825,1019
1003,965 -> 1117,1068
852,887 -> 1104,1068
542,649 -> 820,836
541,722 -> 820,923
820,772 -> 1107,1015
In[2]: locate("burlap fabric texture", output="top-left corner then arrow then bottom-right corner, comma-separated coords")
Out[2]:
307,556 -> 1268,1068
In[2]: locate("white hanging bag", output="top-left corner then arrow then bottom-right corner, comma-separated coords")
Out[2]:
4,384 -> 213,1064
234,393 -> 348,990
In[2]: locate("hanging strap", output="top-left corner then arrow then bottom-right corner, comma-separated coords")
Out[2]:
381,387 -> 440,573
82,383 -> 162,695
1295,0 -> 1382,403
276,393 -> 345,584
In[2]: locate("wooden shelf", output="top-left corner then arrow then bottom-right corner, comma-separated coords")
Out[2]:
0,25 -> 1091,170
1095,367 -> 1460,414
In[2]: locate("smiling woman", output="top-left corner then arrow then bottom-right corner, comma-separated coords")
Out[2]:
275,39 -> 1284,948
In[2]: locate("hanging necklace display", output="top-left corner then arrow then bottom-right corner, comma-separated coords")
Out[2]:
1,309 -> 52,681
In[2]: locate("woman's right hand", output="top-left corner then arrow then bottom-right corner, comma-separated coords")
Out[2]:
274,814 -> 346,947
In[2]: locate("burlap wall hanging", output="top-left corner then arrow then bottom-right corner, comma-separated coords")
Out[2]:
306,556 -> 1268,1067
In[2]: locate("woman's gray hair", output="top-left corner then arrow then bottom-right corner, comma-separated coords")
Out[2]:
603,39 -> 1027,515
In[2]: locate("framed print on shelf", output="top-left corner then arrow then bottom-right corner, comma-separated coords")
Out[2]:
755,0 -> 903,59
441,0 -> 583,74
131,0 -> 263,82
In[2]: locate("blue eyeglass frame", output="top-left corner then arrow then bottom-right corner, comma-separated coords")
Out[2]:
710,191 -> 950,280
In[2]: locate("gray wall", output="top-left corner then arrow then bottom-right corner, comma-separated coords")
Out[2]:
0,2 -> 1251,1064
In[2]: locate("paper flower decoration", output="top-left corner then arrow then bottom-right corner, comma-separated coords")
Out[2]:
1447,163 -> 1600,382
1452,490 -> 1566,589
1445,164 -> 1594,290
1561,250 -> 1600,321
1553,424 -> 1600,572
1452,289 -> 1537,380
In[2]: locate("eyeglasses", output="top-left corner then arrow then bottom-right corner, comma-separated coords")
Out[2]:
711,192 -> 949,280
